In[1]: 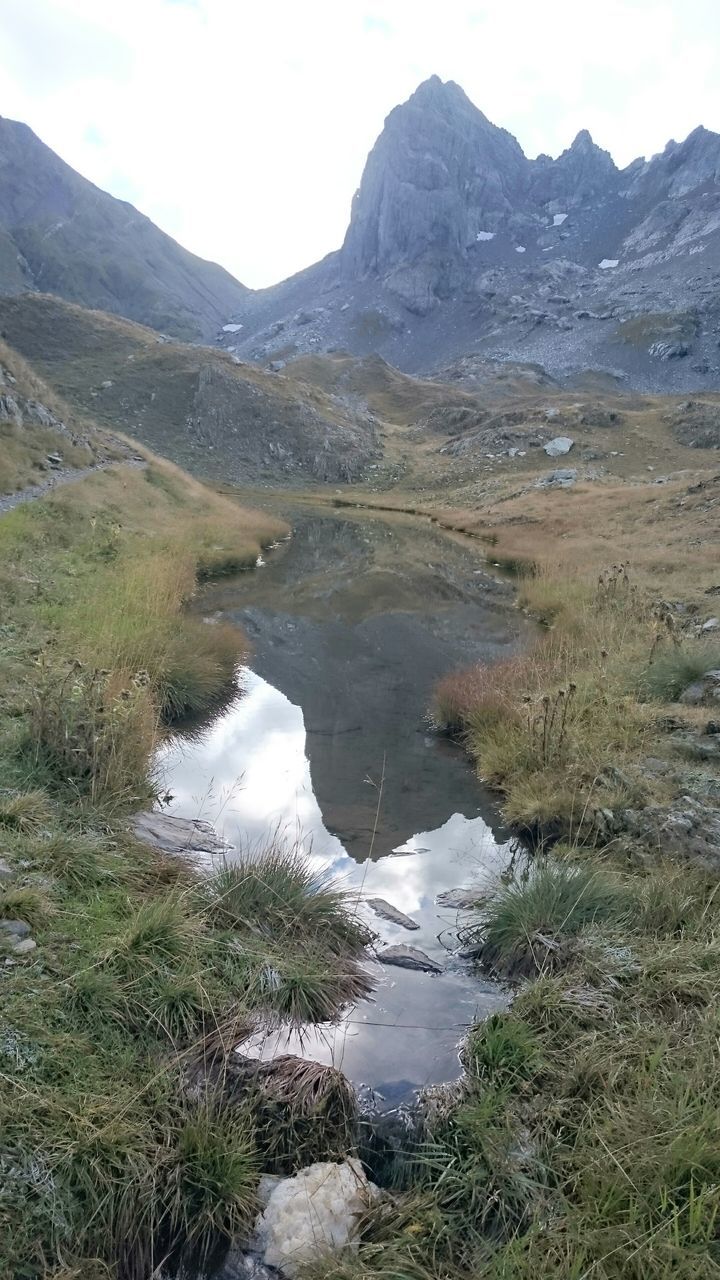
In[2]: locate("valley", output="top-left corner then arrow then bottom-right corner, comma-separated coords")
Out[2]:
1,70 -> 720,1280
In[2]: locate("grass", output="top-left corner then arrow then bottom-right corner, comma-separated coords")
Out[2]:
637,639 -> 720,701
465,861 -> 629,977
0,355 -> 383,1277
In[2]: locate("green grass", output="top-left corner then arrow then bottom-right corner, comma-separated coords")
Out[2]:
467,861 -> 630,977
637,640 -> 720,701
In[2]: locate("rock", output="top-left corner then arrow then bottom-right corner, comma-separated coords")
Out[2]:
701,617 -> 720,632
679,670 -> 720,706
214,1250 -> 278,1279
256,1159 -> 379,1277
436,887 -> 480,909
365,897 -> 419,930
544,436 -> 574,457
649,341 -> 689,360
0,858 -> 14,882
376,944 -> 443,973
0,919 -> 31,939
621,796 -> 720,872
11,937 -> 36,956
130,810 -> 229,857
536,468 -> 577,488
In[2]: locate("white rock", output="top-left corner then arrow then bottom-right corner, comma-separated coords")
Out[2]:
476,231 -> 495,241
223,323 -> 243,333
256,1159 -> 379,1277
598,259 -> 619,269
553,213 -> 568,226
544,436 -> 574,457
701,618 -> 720,632
515,245 -> 526,253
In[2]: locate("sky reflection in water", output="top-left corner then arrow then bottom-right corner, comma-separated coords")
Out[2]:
156,669 -> 511,1103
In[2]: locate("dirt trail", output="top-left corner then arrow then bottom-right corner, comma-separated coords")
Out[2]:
0,458 -> 146,516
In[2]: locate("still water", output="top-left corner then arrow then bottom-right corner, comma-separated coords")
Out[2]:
157,507 -> 528,1105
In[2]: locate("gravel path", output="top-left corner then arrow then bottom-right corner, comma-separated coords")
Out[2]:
0,458 -> 146,516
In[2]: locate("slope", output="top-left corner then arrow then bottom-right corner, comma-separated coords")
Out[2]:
0,115 -> 248,341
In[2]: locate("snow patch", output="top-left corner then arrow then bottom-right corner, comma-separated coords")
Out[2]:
222,323 -> 243,333
553,213 -> 568,226
598,259 -> 619,270
515,245 -> 526,254
476,231 -> 495,241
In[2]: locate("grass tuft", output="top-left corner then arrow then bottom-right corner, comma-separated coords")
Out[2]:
469,861 -> 629,977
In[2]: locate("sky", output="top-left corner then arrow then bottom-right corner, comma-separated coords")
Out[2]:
2,0 -> 720,288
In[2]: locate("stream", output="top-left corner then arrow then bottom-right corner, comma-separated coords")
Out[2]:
157,506 -> 529,1107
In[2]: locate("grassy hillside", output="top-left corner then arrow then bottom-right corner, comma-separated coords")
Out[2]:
0,293 -> 380,485
0,353 -> 385,1276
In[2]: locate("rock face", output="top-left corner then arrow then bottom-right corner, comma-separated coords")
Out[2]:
0,115 -> 247,340
255,1159 -> 379,1277
220,77 -> 720,391
342,77 -> 527,314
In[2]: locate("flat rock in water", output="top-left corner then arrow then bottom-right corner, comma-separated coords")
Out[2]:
436,887 -> 480,909
366,897 -> 419,930
131,810 -> 228,856
376,944 -> 443,973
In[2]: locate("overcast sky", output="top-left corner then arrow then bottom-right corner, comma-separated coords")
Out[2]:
2,0 -> 719,288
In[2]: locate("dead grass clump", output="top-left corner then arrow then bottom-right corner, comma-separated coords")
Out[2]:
29,664 -> 157,806
432,658 -> 527,734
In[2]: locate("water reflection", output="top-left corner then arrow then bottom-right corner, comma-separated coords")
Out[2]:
157,669 -> 512,1102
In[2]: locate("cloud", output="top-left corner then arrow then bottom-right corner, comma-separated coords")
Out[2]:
1,0 -> 719,287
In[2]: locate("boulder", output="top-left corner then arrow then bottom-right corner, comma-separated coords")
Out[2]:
11,937 -> 37,956
365,897 -> 419,930
256,1159 -> 379,1277
376,944 -> 443,973
544,436 -> 574,457
679,670 -> 720,706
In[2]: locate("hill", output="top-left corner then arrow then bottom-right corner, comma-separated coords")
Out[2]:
0,293 -> 380,485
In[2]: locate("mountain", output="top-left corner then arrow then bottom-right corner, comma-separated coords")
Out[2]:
218,77 -> 720,392
0,116 -> 248,341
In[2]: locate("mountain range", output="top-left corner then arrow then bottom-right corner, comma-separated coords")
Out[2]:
2,78 -> 720,392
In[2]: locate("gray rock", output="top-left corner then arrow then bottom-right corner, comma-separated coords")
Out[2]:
436,887 -> 480,909
701,617 -> 720,632
679,670 -> 720,706
376,944 -> 443,973
11,937 -> 37,956
536,468 -> 578,489
0,858 -> 15,882
544,436 -> 574,457
214,1250 -> 279,1279
366,897 -> 419,930
130,810 -> 228,857
0,919 -> 31,939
